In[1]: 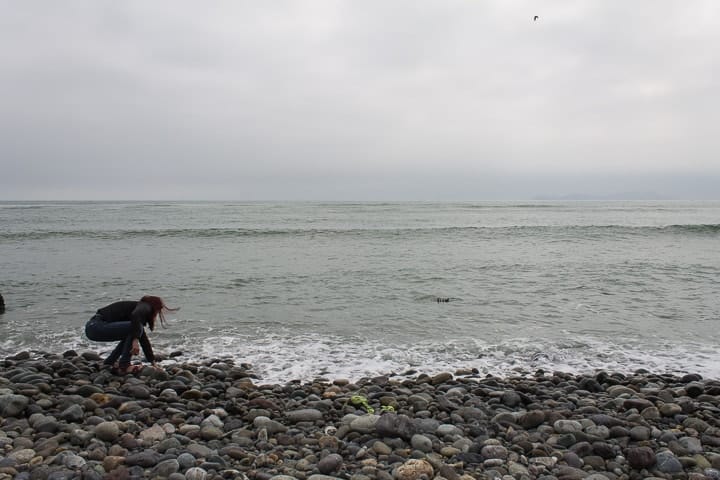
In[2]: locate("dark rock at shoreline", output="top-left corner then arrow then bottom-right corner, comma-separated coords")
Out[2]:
2,353 -> 720,480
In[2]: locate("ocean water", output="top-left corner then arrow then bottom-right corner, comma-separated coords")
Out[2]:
1,201 -> 719,383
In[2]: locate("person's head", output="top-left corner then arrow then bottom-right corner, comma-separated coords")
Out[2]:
140,295 -> 178,331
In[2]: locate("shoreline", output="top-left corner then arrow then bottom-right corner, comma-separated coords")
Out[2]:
5,326 -> 720,386
1,351 -> 720,480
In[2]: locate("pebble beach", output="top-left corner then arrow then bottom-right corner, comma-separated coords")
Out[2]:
2,351 -> 720,480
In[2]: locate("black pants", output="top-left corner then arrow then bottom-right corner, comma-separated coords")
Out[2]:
85,314 -> 142,367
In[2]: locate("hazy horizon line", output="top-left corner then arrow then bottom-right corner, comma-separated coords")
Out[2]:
2,197 -> 718,203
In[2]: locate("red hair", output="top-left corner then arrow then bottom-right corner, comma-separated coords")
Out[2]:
140,295 -> 178,330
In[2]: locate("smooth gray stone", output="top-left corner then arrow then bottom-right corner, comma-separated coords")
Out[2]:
125,449 -> 161,467
253,416 -> 288,434
410,434 -> 433,453
377,413 -> 420,439
177,452 -> 196,469
60,404 -> 85,423
350,414 -> 380,434
153,459 -> 181,477
0,394 -> 29,417
317,453 -> 343,475
656,451 -> 683,473
286,408 -> 324,422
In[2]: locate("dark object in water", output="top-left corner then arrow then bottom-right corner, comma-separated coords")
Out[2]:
0,293 -> 4,314
436,297 -> 450,303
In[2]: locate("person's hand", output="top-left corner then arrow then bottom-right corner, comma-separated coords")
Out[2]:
131,339 -> 140,356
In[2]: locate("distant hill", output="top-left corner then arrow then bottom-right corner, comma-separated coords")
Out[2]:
533,192 -> 672,201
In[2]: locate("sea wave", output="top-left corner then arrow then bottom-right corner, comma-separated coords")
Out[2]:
149,334 -> 720,383
3,223 -> 718,241
7,331 -> 719,384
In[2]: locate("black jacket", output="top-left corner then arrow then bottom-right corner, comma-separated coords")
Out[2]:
96,300 -> 155,362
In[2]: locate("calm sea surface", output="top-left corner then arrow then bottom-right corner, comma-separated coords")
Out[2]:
1,201 -> 719,382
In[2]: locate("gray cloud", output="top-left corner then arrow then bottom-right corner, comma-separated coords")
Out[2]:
1,1 -> 718,200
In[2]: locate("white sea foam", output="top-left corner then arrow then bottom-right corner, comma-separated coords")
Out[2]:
157,333 -> 720,384
4,327 -> 720,384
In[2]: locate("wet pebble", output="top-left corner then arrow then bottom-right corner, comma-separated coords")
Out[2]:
2,353 -> 720,480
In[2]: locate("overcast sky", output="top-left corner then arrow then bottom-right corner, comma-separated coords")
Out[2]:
1,1 -> 718,200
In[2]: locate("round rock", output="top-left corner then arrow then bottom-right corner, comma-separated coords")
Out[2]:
376,413 -> 417,440
0,394 -> 29,417
656,451 -> 683,473
153,459 -> 180,477
9,449 -> 36,464
177,452 -> 196,469
200,425 -> 224,440
286,408 -> 324,423
139,424 -> 167,444
394,459 -> 434,480
95,421 -> 121,442
518,410 -> 545,429
481,445 -> 508,460
554,420 -> 582,434
317,453 -> 343,474
253,416 -> 287,434
185,467 -> 208,480
60,404 -> 85,423
626,446 -> 656,469
410,434 -> 433,453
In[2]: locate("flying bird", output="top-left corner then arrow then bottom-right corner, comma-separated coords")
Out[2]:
533,15 -> 539,21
